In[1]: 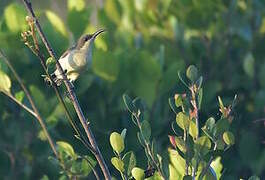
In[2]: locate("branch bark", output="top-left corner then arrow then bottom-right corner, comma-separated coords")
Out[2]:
21,1 -> 111,179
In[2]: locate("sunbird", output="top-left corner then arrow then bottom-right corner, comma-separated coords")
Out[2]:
47,29 -> 105,86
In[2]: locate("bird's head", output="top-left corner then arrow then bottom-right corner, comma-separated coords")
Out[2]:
76,29 -> 105,51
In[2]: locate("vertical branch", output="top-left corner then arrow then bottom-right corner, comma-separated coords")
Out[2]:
21,1 -> 111,179
190,85 -> 199,179
22,17 -> 95,153
0,50 -> 58,158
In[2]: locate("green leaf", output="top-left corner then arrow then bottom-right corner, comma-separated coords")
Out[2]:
121,128 -> 127,140
131,167 -> 145,180
137,132 -> 145,147
202,117 -> 216,140
141,120 -> 151,141
110,132 -> 125,154
92,50 -> 120,82
46,57 -> 56,67
210,157 -> 223,180
217,96 -> 224,113
38,130 -> 47,141
104,0 -> 121,24
195,136 -> 211,156
81,156 -> 97,176
195,76 -> 203,89
214,118 -> 230,138
15,91 -> 25,103
168,148 -> 186,176
4,3 -> 27,33
174,94 -> 183,107
56,141 -> 76,159
189,119 -> 198,139
67,0 -> 85,11
45,10 -> 67,37
0,70 -> 11,93
176,112 -> 190,130
248,175 -> 261,180
243,52 -> 255,78
111,157 -> 124,172
40,175 -> 49,180
223,131 -> 235,145
186,65 -> 198,82
123,94 -> 136,113
174,136 -> 186,153
169,97 -> 178,114
197,88 -> 203,110
123,151 -> 136,176
216,139 -> 225,150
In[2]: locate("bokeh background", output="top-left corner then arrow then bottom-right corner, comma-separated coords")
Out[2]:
0,0 -> 264,179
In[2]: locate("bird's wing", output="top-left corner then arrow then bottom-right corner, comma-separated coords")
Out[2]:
59,45 -> 76,59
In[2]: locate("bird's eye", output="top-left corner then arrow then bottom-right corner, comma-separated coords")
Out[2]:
84,37 -> 89,41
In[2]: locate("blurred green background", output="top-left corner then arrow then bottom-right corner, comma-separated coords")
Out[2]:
0,0 -> 264,179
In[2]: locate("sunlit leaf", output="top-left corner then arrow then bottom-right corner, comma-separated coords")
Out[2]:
168,148 -> 186,176
223,131 -> 235,145
111,157 -> 124,172
110,132 -> 125,154
57,141 -> 77,159
186,65 -> 198,82
210,156 -> 223,179
67,0 -> 85,11
4,3 -> 27,33
176,112 -> 189,130
0,70 -> 11,93
45,10 -> 67,37
131,167 -> 145,180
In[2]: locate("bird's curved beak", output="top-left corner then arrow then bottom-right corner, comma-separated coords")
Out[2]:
92,29 -> 106,39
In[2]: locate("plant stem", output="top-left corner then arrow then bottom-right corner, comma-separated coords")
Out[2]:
134,113 -> 165,179
2,91 -> 37,117
21,1 -> 111,179
199,143 -> 217,179
0,49 -> 58,158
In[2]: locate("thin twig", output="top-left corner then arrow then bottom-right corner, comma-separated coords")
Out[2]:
2,91 -> 37,118
0,49 -> 58,158
21,1 -> 111,179
83,156 -> 100,180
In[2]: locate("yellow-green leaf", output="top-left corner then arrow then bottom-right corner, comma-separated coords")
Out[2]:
67,0 -> 85,11
176,112 -> 190,130
0,71 -> 11,93
56,141 -> 76,159
4,3 -> 27,33
110,132 -> 125,154
131,167 -> 145,180
223,131 -> 235,145
111,157 -> 124,172
45,10 -> 67,37
168,148 -> 186,176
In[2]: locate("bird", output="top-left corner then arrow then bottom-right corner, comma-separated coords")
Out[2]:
46,29 -> 105,86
